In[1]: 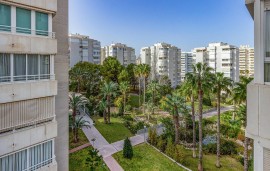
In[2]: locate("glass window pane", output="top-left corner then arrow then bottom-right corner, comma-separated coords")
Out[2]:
0,4 -> 11,32
16,7 -> 31,34
40,55 -> 50,79
266,11 -> 270,57
0,53 -> 10,82
14,54 -> 26,81
265,63 -> 270,82
27,54 -> 39,80
36,12 -> 48,36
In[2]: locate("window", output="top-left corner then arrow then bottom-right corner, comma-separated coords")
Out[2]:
14,54 -> 26,81
0,4 -> 11,32
28,54 -> 39,80
265,11 -> 270,81
16,7 -> 31,34
0,140 -> 53,171
36,11 -> 48,36
0,53 -> 10,82
265,63 -> 270,82
40,55 -> 50,79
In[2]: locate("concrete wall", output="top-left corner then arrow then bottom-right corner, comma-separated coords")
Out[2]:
0,121 -> 57,155
52,0 -> 69,170
0,80 -> 57,103
0,33 -> 57,54
3,0 -> 57,12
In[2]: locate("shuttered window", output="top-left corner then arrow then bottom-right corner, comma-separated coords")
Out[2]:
0,3 -> 11,32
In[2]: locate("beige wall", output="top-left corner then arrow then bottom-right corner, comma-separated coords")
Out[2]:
52,0 -> 69,170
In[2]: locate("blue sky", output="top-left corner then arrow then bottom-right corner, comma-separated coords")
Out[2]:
69,0 -> 254,55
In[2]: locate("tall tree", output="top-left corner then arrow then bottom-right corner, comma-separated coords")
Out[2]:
181,73 -> 197,158
69,93 -> 89,125
126,63 -> 137,90
98,99 -> 107,123
118,69 -> 129,83
147,80 -> 160,114
161,92 -> 187,144
69,116 -> 90,142
134,65 -> 142,107
69,67 -> 86,92
101,81 -> 118,123
212,72 -> 232,168
101,57 -> 123,83
192,63 -> 214,171
140,64 -> 151,115
119,81 -> 130,114
232,76 -> 253,171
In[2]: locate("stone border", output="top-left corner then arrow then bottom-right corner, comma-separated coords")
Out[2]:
69,143 -> 91,154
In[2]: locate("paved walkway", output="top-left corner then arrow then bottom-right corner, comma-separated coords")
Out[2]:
82,115 -> 149,171
195,106 -> 233,120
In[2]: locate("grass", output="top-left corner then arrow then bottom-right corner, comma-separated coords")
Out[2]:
180,147 -> 243,171
93,116 -> 133,143
69,129 -> 89,150
113,143 -> 186,171
69,146 -> 109,171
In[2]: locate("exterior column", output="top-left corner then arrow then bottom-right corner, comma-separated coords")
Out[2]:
254,140 -> 264,171
31,10 -> 35,35
11,6 -> 16,33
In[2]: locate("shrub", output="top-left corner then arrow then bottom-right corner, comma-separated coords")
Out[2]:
203,139 -> 237,155
123,115 -> 134,121
148,128 -> 158,146
237,131 -> 245,142
157,136 -> 166,152
165,137 -> 175,158
123,137 -> 133,159
174,145 -> 186,164
220,124 -> 240,139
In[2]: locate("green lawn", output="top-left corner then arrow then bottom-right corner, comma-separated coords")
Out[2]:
69,129 -> 89,150
93,116 -> 133,143
113,143 -> 186,171
69,147 -> 109,171
180,147 -> 243,171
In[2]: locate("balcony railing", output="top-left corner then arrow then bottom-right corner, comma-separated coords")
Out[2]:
23,157 -> 56,171
0,74 -> 55,83
0,25 -> 56,39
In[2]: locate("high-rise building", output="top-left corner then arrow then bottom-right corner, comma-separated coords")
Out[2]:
101,43 -> 136,66
181,52 -> 194,81
246,0 -> 270,170
193,42 -> 239,82
239,45 -> 254,77
0,1 -> 69,170
140,43 -> 181,87
69,33 -> 101,67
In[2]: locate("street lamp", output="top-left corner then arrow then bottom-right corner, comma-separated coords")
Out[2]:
144,126 -> 147,142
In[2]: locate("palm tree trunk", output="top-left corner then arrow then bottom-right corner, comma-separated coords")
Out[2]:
74,128 -> 78,142
123,93 -> 126,115
107,96 -> 111,124
233,100 -> 236,120
139,78 -> 141,107
103,110 -> 107,124
198,87 -> 203,171
191,94 -> 196,158
173,114 -> 180,144
216,91 -> 221,168
143,77 -> 146,115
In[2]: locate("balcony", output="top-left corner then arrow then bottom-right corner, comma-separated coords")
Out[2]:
0,26 -> 57,54
0,79 -> 57,103
4,0 -> 57,12
246,83 -> 270,144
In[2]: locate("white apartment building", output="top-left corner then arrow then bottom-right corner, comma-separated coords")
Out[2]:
239,45 -> 254,77
193,42 -> 239,82
246,0 -> 270,170
140,43 -> 181,87
181,52 -> 194,81
0,1 -> 69,170
101,43 -> 136,66
69,33 -> 101,67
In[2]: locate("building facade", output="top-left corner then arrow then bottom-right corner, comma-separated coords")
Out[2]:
246,0 -> 270,170
140,43 -> 181,87
181,52 -> 194,81
0,0 -> 69,170
193,42 -> 239,82
101,43 -> 136,66
69,33 -> 101,67
239,45 -> 254,77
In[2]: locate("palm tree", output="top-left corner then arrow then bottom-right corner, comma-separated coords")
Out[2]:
69,116 -> 91,142
101,81 -> 118,123
212,72 -> 232,168
147,80 -> 160,114
69,93 -> 89,126
134,65 -> 142,107
98,99 -> 107,123
69,67 -> 86,92
232,76 -> 253,171
119,81 -> 130,114
145,101 -> 155,121
140,64 -> 151,115
181,73 -> 197,158
161,92 -> 187,144
192,63 -> 214,171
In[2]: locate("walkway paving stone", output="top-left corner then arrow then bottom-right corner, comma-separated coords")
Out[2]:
103,156 -> 124,171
